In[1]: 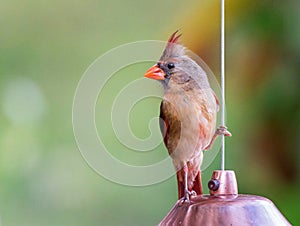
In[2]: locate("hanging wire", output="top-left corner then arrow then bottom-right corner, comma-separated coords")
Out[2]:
220,0 -> 226,171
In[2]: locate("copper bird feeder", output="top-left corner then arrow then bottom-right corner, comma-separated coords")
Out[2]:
159,170 -> 291,225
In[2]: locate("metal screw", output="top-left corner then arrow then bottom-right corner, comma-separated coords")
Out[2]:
208,179 -> 220,191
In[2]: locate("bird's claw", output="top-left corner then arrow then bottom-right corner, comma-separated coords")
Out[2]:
204,126 -> 232,150
189,190 -> 197,196
216,125 -> 232,137
180,190 -> 197,204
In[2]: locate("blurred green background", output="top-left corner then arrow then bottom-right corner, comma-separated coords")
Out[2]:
1,0 -> 299,225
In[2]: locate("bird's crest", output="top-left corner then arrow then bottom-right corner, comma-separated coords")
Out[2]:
167,30 -> 182,45
160,30 -> 186,61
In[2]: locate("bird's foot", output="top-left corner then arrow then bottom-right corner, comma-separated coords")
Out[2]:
180,190 -> 197,204
216,125 -> 232,137
204,126 -> 232,150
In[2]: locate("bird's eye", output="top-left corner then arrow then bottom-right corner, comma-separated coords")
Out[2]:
167,63 -> 175,69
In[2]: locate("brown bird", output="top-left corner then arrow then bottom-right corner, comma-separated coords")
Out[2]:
144,31 -> 231,201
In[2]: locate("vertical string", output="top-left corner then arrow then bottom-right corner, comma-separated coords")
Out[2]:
220,0 -> 226,171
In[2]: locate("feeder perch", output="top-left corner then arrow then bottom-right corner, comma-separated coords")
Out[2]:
158,170 -> 291,226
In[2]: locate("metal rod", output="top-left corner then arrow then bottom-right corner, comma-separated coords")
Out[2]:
220,0 -> 226,171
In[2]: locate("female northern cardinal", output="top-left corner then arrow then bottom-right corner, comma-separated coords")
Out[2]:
144,31 -> 231,201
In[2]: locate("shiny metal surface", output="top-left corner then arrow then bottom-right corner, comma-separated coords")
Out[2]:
209,170 -> 238,196
159,170 -> 291,226
158,195 -> 291,226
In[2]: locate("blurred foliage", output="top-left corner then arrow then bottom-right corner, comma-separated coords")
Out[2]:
0,0 -> 299,225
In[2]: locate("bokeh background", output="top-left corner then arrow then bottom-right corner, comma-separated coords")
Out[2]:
1,0 -> 299,225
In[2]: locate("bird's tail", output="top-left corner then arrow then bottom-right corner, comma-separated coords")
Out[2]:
176,167 -> 202,199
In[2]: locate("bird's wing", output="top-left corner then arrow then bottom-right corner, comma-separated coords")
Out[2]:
159,101 -> 169,146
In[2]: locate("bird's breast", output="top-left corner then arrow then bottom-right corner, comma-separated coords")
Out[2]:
161,88 -> 217,168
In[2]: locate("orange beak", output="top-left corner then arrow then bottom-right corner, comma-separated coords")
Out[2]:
144,65 -> 165,80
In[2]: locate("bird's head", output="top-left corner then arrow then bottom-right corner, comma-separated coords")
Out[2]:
144,31 -> 210,90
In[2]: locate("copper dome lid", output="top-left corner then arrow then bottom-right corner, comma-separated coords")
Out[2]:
158,170 -> 291,226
